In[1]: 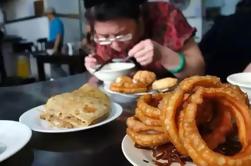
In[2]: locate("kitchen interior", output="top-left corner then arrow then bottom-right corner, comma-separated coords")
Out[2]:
0,0 -> 241,86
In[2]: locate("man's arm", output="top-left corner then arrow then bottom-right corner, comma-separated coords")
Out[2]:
160,38 -> 205,79
53,34 -> 62,54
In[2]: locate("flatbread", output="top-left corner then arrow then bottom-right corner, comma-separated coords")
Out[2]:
40,84 -> 111,128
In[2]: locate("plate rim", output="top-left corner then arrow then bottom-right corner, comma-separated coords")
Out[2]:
227,72 -> 251,89
121,135 -> 155,166
19,102 -> 123,133
0,120 -> 32,162
122,135 -> 196,166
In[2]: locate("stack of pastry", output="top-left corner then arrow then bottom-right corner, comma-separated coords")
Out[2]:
126,93 -> 170,148
110,70 -> 178,93
40,84 -> 111,128
126,75 -> 251,166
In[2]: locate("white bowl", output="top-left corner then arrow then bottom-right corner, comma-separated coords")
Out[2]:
89,62 -> 135,84
227,72 -> 251,102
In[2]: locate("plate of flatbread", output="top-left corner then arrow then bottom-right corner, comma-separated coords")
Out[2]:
19,84 -> 123,133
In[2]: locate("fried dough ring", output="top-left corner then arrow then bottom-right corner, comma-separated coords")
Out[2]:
180,87 -> 251,166
137,94 -> 163,119
127,128 -> 169,148
126,117 -> 164,133
203,105 -> 233,149
135,108 -> 162,126
178,75 -> 221,92
162,76 -> 222,155
222,83 -> 250,105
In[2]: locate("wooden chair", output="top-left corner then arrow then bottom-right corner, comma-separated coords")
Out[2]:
37,38 -> 48,51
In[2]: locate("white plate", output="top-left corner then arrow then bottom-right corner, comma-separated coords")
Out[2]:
19,102 -> 122,133
0,120 -> 32,162
122,135 -> 195,166
122,135 -> 155,166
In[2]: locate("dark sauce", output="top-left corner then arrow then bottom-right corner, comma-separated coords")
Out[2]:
214,138 -> 242,156
148,96 -> 162,108
152,143 -> 192,166
151,139 -> 241,166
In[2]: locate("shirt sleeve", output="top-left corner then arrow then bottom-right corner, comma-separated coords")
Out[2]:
54,19 -> 63,36
162,4 -> 196,51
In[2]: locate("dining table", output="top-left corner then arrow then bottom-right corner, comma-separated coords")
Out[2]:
0,72 -> 135,166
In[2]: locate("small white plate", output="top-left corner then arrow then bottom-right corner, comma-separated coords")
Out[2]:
19,102 -> 122,133
121,135 -> 195,166
0,120 -> 32,162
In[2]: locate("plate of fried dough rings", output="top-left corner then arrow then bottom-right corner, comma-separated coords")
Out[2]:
122,75 -> 251,166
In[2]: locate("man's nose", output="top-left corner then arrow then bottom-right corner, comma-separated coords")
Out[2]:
110,41 -> 121,51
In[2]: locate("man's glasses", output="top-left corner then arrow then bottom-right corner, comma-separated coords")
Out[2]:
94,33 -> 133,45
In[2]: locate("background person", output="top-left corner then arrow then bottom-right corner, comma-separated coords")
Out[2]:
45,7 -> 64,54
45,7 -> 66,78
199,0 -> 251,81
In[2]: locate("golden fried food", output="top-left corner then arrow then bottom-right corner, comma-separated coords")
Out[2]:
40,84 -> 110,128
135,108 -> 162,126
133,70 -> 156,86
203,109 -> 232,149
178,75 -> 221,91
179,87 -> 251,166
126,93 -> 169,148
110,75 -> 148,93
159,75 -> 251,165
109,70 -> 158,94
162,75 -> 222,155
152,77 -> 178,90
126,75 -> 251,165
127,117 -> 163,133
127,128 -> 169,148
110,81 -> 147,93
137,94 -> 163,119
114,75 -> 132,84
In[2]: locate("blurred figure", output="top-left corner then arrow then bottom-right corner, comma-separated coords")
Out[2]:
45,7 -> 66,79
200,0 -> 251,81
45,7 -> 64,54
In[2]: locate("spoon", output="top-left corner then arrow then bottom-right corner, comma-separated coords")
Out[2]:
93,58 -> 113,72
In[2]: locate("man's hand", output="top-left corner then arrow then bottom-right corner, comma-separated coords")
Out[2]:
128,39 -> 161,66
85,53 -> 97,70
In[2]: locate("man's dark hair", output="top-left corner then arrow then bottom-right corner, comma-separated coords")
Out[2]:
84,0 -> 147,22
